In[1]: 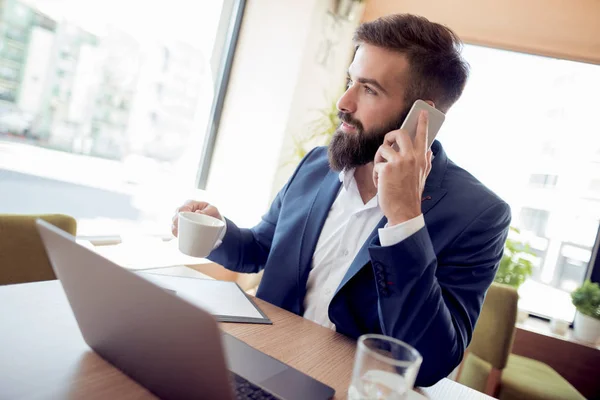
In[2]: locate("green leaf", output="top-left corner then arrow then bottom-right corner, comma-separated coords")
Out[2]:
494,227 -> 538,289
571,280 -> 600,320
284,89 -> 343,167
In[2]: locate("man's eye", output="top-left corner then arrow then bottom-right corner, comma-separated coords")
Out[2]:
346,78 -> 353,88
365,86 -> 376,95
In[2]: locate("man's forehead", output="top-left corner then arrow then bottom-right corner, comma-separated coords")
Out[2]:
349,44 -> 409,86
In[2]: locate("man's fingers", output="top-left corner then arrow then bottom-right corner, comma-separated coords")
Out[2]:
171,206 -> 189,237
373,162 -> 387,188
426,150 -> 433,177
415,110 -> 429,153
375,143 -> 399,164
171,201 -> 211,237
184,200 -> 209,212
197,204 -> 221,220
374,147 -> 385,165
171,205 -> 188,237
172,205 -> 190,223
373,162 -> 386,174
374,142 -> 394,165
171,219 -> 179,237
384,129 -> 413,155
395,131 -> 413,157
383,130 -> 400,147
372,166 -> 378,188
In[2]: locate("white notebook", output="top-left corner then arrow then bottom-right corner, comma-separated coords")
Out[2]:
136,272 -> 271,324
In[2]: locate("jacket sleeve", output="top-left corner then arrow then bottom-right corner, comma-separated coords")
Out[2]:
207,149 -> 316,273
368,201 -> 511,386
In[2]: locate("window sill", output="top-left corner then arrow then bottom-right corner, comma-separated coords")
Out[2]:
517,316 -> 600,350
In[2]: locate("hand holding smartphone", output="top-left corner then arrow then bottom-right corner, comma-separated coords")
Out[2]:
374,100 -> 442,225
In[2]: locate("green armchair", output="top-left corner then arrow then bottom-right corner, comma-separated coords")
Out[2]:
0,214 -> 77,285
457,283 -> 584,400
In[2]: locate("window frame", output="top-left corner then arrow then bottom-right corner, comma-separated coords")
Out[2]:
589,225 -> 600,284
195,0 -> 247,189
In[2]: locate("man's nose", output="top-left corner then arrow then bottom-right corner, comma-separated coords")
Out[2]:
336,87 -> 357,114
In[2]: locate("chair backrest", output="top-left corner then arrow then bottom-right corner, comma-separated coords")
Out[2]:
0,214 -> 77,285
469,282 -> 519,369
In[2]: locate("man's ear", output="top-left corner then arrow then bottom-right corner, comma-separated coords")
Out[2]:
424,100 -> 436,108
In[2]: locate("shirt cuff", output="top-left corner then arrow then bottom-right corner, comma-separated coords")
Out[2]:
378,214 -> 425,247
213,215 -> 228,249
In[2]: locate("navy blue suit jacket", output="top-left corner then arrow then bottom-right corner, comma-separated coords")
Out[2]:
208,140 -> 511,386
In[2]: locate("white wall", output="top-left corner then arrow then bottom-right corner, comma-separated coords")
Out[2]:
205,0 -> 360,228
271,3 -> 359,197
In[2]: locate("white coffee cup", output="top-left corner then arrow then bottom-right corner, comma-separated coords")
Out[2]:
550,318 -> 570,336
177,211 -> 225,258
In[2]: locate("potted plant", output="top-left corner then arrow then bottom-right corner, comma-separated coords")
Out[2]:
286,94 -> 340,167
495,227 -> 536,289
494,227 -> 536,323
571,280 -> 600,344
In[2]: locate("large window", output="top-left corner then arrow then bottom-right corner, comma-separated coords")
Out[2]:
441,44 -> 600,322
0,0 -> 242,237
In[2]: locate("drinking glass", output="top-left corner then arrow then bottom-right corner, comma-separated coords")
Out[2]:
348,334 -> 422,400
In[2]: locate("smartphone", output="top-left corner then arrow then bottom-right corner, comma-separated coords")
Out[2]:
394,99 -> 445,150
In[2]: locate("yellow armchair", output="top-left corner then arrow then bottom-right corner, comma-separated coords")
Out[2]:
0,214 -> 77,285
457,283 -> 585,400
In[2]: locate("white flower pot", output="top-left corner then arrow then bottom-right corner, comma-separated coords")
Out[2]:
573,311 -> 600,344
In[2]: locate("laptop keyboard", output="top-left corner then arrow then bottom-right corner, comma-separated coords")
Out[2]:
232,372 -> 280,400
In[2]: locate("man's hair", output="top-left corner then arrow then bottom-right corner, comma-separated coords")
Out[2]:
354,14 -> 469,112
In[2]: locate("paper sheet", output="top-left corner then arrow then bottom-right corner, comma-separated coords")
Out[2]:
136,272 -> 268,323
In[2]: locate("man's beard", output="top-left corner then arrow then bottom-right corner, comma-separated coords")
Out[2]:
328,110 -> 409,172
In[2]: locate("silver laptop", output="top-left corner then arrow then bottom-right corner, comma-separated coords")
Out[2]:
36,219 -> 335,400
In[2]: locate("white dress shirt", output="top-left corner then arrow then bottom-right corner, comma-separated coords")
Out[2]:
302,169 -> 424,330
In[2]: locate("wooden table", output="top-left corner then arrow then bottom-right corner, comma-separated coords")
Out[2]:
0,267 -> 491,400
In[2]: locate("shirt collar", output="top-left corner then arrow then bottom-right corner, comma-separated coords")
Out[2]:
338,168 -> 356,190
338,168 -> 380,208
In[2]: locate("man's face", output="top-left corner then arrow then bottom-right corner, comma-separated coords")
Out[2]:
328,44 -> 412,171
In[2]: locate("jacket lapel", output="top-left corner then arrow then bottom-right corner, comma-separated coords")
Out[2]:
420,186 -> 448,215
335,216 -> 387,294
334,140 -> 449,295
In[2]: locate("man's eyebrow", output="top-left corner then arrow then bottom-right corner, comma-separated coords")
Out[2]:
347,72 -> 388,95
